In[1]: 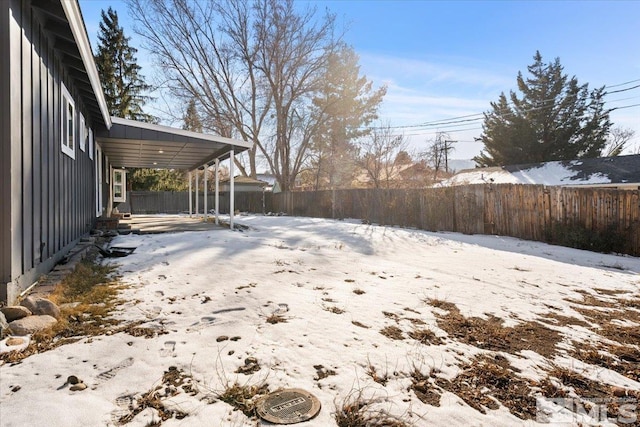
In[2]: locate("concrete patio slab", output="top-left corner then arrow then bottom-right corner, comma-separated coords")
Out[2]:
119,215 -> 226,234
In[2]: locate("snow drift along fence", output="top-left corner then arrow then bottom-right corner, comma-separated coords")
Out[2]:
269,185 -> 640,256
120,186 -> 640,256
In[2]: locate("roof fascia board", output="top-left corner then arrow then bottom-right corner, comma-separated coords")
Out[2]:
110,117 -> 252,149
60,0 -> 111,129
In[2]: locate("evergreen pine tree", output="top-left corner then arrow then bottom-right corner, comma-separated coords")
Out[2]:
183,99 -> 203,132
94,7 -> 154,122
311,45 -> 386,189
475,52 -> 611,166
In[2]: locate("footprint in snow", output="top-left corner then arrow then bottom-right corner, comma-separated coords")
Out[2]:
186,316 -> 217,333
159,341 -> 176,358
273,303 -> 289,315
144,306 -> 162,319
110,393 -> 136,425
95,357 -> 134,386
186,308 -> 245,333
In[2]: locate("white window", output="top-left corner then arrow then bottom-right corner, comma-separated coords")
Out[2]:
113,169 -> 127,203
61,83 -> 75,159
88,128 -> 94,160
96,146 -> 103,217
79,113 -> 87,152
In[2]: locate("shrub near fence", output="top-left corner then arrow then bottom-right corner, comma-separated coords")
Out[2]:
125,185 -> 640,256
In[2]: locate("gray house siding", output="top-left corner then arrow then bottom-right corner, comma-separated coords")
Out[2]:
2,0 -> 99,303
1,1 -> 11,296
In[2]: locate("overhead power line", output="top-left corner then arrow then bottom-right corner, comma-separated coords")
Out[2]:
366,77 -> 640,132
611,103 -> 640,111
603,78 -> 640,89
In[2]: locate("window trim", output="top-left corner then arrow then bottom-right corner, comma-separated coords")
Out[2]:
96,146 -> 103,217
113,168 -> 127,203
88,128 -> 94,160
60,83 -> 76,159
79,113 -> 86,152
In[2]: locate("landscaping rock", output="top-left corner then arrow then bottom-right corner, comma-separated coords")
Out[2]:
0,312 -> 10,338
1,306 -> 32,322
20,296 -> 61,319
70,383 -> 87,391
6,337 -> 26,346
9,315 -> 57,336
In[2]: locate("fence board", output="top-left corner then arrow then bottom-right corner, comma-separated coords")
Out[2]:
123,185 -> 640,256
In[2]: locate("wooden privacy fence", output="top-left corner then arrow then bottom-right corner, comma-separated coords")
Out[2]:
268,185 -> 640,256
121,186 -> 640,256
123,191 -> 266,214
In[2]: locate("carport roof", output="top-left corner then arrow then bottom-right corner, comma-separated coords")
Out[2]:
96,117 -> 252,171
54,1 -> 250,172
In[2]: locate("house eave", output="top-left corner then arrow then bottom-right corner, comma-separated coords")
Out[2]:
60,0 -> 111,129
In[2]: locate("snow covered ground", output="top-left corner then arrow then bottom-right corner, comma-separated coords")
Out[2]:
1,215 -> 639,426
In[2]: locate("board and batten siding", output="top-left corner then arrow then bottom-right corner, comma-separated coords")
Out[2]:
1,0 -> 12,298
2,0 -> 98,303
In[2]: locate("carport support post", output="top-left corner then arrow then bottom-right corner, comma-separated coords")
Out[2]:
204,164 -> 208,221
215,158 -> 219,225
230,150 -> 235,230
195,170 -> 199,217
188,171 -> 193,217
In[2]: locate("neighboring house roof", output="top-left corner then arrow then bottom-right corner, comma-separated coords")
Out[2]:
220,176 -> 268,186
256,174 -> 277,186
353,163 -> 419,185
440,155 -> 640,187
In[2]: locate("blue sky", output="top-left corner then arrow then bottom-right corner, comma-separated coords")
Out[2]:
79,0 -> 640,160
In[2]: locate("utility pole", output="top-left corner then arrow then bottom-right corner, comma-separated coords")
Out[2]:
443,140 -> 457,173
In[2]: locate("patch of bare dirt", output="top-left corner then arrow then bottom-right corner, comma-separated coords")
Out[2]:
314,364 -> 337,380
407,328 -> 442,345
218,382 -> 269,418
566,293 -> 640,347
265,314 -> 287,324
335,390 -> 411,427
117,366 -> 193,425
409,367 -> 442,407
426,300 -> 561,357
540,312 -> 591,328
380,326 -> 404,340
570,341 -> 640,382
438,354 -> 538,419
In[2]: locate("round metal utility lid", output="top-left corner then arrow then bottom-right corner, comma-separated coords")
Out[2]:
256,388 -> 321,424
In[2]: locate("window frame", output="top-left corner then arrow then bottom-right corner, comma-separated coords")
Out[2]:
79,113 -> 87,152
113,168 -> 127,203
88,128 -> 94,160
96,146 -> 103,217
60,83 -> 76,159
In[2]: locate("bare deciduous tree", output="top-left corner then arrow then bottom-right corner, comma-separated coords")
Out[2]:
602,126 -> 636,157
128,0 -> 339,190
358,124 -> 408,189
424,132 -> 455,179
